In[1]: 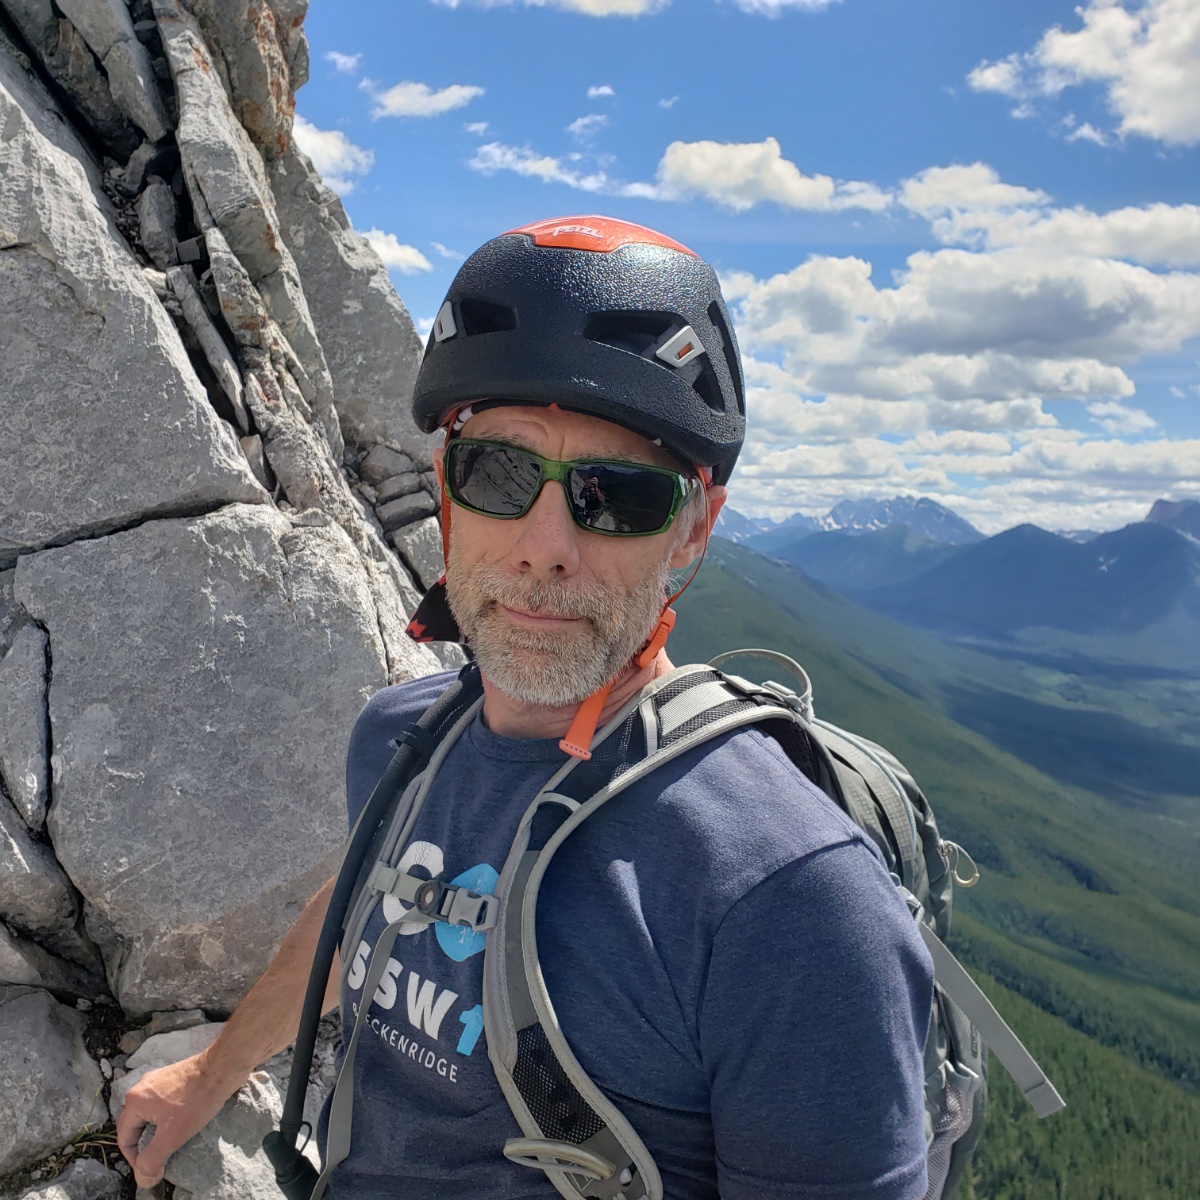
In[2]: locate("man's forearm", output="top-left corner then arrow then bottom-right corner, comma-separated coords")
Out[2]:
199,875 -> 340,1088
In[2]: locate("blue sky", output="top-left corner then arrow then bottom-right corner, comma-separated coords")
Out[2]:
294,0 -> 1200,533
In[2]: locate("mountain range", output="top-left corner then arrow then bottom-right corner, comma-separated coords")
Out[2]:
716,494 -> 984,547
720,496 -> 1200,668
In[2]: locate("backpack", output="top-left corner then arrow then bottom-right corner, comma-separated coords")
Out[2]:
265,653 -> 1063,1200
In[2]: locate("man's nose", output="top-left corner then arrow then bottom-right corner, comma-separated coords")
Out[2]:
508,479 -> 581,576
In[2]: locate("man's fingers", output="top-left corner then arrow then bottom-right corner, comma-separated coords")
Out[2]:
115,1095 -> 149,1163
132,1122 -> 170,1187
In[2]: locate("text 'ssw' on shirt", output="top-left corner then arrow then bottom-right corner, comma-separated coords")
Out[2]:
320,670 -> 935,1200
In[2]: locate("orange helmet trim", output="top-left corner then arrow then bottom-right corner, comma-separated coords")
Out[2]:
505,215 -> 697,257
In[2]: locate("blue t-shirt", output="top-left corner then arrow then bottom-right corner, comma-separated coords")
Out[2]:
323,670 -> 934,1200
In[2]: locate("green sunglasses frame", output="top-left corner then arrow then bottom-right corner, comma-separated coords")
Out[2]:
444,438 -> 701,537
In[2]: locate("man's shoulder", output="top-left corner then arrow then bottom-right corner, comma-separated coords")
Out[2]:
596,716 -> 884,903
351,669 -> 461,745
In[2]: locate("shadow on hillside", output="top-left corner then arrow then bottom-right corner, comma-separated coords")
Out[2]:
944,686 -> 1200,810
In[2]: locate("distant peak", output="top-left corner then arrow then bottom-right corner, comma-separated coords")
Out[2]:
1147,498 -> 1200,539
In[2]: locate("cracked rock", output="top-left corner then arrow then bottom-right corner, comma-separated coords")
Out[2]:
267,142 -> 433,456
359,444 -> 417,486
376,491 -> 437,533
0,619 -> 50,830
166,265 -> 250,431
2,5 -> 141,160
0,987 -> 108,1176
17,1155 -> 124,1200
135,176 -> 178,269
13,505 -> 390,1013
375,472 -> 422,504
183,0 -> 296,160
0,39 -> 265,570
54,0 -> 169,142
390,516 -> 445,592
153,0 -> 341,463
0,793 -> 77,942
0,922 -> 98,995
113,1022 -> 283,1200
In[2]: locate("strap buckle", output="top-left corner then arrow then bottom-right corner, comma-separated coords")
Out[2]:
370,864 -> 498,931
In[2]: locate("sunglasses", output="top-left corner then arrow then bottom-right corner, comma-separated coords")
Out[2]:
444,439 -> 701,536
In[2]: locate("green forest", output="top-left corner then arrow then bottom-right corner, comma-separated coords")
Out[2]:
672,539 -> 1200,1199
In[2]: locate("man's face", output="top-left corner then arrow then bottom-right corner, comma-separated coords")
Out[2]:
440,405 -> 716,708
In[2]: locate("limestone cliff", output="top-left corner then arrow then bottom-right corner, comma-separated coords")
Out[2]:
0,1 -> 450,1194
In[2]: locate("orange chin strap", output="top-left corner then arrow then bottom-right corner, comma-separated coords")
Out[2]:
558,479 -> 712,761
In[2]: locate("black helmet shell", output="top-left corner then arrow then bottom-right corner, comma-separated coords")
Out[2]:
411,215 -> 746,484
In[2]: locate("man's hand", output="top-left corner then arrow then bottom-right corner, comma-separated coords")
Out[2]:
115,1050 -> 244,1188
113,876 -> 339,1187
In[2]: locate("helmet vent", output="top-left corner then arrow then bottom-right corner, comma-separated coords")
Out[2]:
707,301 -> 745,415
459,297 -> 518,335
582,310 -> 677,357
692,365 -> 725,413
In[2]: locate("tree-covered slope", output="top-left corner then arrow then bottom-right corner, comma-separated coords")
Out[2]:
673,540 -> 1200,1088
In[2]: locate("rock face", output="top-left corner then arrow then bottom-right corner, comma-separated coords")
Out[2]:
268,142 -> 434,456
0,623 -> 49,829
15,504 -> 388,1013
0,37 -> 265,569
0,0 -> 449,1187
17,1156 -> 124,1200
0,987 -> 107,1175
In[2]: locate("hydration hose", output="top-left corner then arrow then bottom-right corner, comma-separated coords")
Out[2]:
262,665 -> 482,1199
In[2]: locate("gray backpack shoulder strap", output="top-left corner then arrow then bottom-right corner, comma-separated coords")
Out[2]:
482,659 -> 1063,1200
482,666 -> 795,1200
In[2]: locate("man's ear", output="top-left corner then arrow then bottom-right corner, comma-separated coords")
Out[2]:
433,444 -> 445,492
669,485 -> 727,569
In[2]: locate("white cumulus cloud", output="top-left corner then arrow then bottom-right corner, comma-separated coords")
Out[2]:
363,229 -> 434,274
325,51 -> 361,74
729,248 -> 1200,414
967,0 -> 1200,146
364,79 -> 485,119
292,114 -> 374,196
654,136 -> 890,212
466,141 -> 656,197
588,84 -> 616,97
900,162 -> 1200,268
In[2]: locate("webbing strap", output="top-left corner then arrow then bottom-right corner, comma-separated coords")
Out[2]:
919,925 -> 1065,1119
484,669 -> 799,1200
656,678 -> 740,738
312,918 -> 409,1200
812,720 -> 921,889
340,696 -> 485,987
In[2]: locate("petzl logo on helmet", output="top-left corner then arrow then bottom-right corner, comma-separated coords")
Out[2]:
506,214 -> 697,256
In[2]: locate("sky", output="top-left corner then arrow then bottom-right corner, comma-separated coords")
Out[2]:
294,0 -> 1200,534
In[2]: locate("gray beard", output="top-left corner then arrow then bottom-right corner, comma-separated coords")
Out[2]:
445,554 -> 671,708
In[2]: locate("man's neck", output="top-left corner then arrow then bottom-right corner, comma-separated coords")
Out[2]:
479,651 -> 676,741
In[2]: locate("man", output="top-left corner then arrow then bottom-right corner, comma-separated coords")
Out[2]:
118,216 -> 934,1199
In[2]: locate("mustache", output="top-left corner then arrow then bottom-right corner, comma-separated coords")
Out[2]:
470,566 -> 614,623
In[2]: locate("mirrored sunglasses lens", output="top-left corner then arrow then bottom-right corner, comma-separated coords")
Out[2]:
449,444 -> 541,516
568,463 -> 678,533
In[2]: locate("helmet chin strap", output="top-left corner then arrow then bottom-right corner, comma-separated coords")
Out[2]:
558,480 -> 711,761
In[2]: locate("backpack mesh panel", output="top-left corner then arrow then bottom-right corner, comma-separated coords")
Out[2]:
514,1023 -> 606,1145
662,698 -> 750,747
